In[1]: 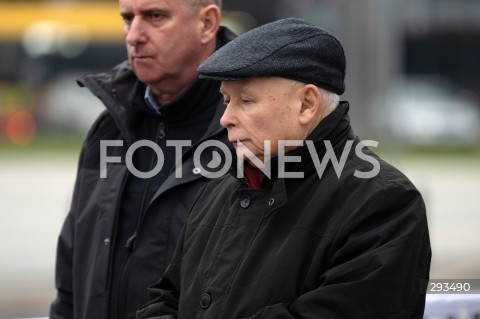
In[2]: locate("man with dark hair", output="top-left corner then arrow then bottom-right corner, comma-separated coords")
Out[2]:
50,0 -> 235,318
137,18 -> 431,319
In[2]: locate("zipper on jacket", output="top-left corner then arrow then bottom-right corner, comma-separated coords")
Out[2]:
116,121 -> 165,317
124,121 -> 165,251
105,168 -> 129,317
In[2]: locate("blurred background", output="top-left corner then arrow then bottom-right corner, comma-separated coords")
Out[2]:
0,0 -> 479,318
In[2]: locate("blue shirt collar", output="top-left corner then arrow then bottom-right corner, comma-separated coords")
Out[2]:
144,86 -> 162,115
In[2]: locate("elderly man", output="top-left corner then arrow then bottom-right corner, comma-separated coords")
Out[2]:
137,18 -> 431,319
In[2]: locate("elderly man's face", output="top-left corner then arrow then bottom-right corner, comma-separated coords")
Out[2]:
220,77 -> 308,162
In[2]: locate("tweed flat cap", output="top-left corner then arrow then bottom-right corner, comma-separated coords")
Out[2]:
198,17 -> 346,95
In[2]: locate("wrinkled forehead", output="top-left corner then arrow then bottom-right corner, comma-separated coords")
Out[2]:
119,0 -> 190,11
220,77 -> 301,95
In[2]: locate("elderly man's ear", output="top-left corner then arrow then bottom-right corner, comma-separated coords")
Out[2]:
298,84 -> 323,126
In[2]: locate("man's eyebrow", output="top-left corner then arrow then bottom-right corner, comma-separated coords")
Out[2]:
220,85 -> 253,96
120,7 -> 170,17
219,84 -> 230,94
240,86 -> 253,95
120,10 -> 132,18
140,7 -> 170,15
239,86 -> 248,93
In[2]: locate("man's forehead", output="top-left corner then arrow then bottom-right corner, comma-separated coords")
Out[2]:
119,0 -> 177,10
220,79 -> 256,94
220,77 -> 300,94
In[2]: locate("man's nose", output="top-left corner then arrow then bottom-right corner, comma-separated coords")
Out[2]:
220,104 -> 234,128
125,19 -> 146,46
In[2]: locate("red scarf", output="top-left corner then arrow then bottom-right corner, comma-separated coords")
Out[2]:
243,164 -> 265,189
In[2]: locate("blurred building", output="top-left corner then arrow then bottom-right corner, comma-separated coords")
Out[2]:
1,0 -> 479,145
0,1 -> 127,145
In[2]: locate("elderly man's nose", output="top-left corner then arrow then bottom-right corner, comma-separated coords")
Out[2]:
220,105 -> 234,128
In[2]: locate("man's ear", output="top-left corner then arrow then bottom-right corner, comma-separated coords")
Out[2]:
299,84 -> 322,125
198,5 -> 221,44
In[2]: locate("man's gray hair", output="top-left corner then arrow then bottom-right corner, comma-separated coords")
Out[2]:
185,0 -> 222,10
290,80 -> 339,116
319,87 -> 339,115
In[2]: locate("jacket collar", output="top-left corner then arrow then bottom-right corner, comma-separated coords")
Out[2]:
127,75 -> 220,129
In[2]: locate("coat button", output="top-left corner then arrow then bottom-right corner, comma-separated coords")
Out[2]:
199,293 -> 211,309
239,195 -> 251,208
268,197 -> 275,206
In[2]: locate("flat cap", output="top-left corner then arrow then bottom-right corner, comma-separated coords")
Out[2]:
199,17 -> 346,95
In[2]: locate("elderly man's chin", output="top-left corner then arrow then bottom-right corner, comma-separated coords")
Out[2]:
234,143 -> 268,167
234,142 -> 253,155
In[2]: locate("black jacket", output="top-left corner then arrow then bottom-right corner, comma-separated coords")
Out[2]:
50,27 -> 236,319
137,102 -> 432,319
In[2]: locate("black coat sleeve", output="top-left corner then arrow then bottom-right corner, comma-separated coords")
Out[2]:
50,213 -> 75,319
49,112 -> 105,319
241,183 -> 431,319
136,227 -> 185,319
